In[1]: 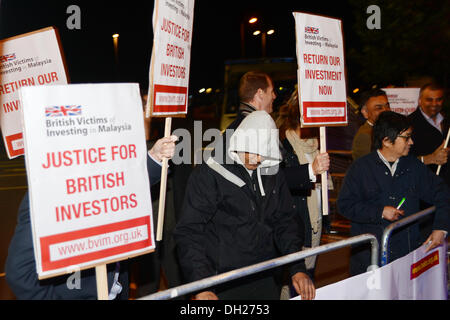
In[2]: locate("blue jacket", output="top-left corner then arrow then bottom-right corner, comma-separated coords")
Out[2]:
5,155 -> 162,299
338,151 -> 449,275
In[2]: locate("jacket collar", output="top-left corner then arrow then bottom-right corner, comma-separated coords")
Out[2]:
376,150 -> 399,176
239,102 -> 257,116
367,151 -> 412,177
206,156 -> 277,198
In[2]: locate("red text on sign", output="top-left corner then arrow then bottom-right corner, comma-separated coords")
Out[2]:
166,43 -> 185,59
66,171 -> 125,194
41,144 -> 138,169
2,99 -> 20,113
42,147 -> 108,168
160,17 -> 190,42
111,144 -> 136,160
303,54 -> 340,66
0,77 -> 35,96
37,72 -> 59,85
0,72 -> 59,97
55,193 -> 138,222
319,85 -> 333,95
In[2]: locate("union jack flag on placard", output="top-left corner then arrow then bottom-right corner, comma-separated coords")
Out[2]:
45,105 -> 82,117
305,26 -> 319,34
0,53 -> 16,63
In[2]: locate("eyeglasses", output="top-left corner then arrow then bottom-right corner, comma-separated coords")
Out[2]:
397,134 -> 412,142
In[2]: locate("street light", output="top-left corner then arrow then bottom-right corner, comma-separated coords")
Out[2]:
112,33 -> 119,79
240,16 -> 260,57
252,29 -> 275,57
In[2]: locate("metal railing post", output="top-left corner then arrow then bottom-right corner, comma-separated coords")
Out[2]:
381,206 -> 436,266
139,233 -> 378,300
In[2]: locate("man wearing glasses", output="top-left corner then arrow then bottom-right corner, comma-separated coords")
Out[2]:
338,111 -> 449,276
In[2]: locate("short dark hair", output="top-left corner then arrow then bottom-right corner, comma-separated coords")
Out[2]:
238,71 -> 271,103
359,88 -> 387,111
419,82 -> 445,97
373,111 -> 411,149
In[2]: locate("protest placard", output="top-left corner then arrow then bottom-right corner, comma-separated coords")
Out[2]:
291,243 -> 448,300
147,0 -> 195,241
382,87 -> 449,175
147,0 -> 194,117
293,12 -> 347,215
20,83 -> 154,283
293,13 -> 347,127
383,87 -> 420,116
0,27 -> 68,158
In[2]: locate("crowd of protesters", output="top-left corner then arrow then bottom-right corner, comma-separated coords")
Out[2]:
4,71 -> 449,300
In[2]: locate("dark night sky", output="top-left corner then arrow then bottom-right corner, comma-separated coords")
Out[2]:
0,0 -> 356,93
1,1 -> 449,99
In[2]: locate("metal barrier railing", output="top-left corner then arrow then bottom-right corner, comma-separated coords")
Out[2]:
139,233 -> 378,300
381,206 -> 436,266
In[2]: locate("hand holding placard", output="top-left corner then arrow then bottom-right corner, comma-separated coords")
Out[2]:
20,83 -> 155,286
293,12 -> 347,217
436,130 -> 450,175
148,0 -> 195,241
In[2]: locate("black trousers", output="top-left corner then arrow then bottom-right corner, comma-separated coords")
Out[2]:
215,270 -> 282,300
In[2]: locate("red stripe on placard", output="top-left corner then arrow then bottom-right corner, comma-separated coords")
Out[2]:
302,101 -> 347,123
40,216 -> 152,272
410,251 -> 439,280
5,133 -> 24,157
153,84 -> 187,113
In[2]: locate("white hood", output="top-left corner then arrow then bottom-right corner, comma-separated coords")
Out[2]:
227,111 -> 281,197
228,110 -> 281,168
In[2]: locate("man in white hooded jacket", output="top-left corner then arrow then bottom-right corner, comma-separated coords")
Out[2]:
174,111 -> 315,300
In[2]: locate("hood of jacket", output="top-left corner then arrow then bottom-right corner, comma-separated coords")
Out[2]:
227,110 -> 281,168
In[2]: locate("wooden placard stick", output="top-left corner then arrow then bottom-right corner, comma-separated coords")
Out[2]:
320,126 -> 329,216
156,117 -> 172,241
436,129 -> 450,175
95,264 -> 109,300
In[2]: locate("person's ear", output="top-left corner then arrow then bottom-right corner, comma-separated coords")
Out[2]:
256,88 -> 264,100
361,106 -> 368,119
382,137 -> 392,148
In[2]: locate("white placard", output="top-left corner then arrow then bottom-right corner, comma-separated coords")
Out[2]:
293,12 -> 347,127
383,88 -> 420,116
20,83 -> 154,278
148,0 -> 195,116
291,243 -> 448,300
0,27 -> 68,158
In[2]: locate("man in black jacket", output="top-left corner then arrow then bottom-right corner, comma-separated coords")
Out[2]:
220,71 -> 330,191
174,111 -> 315,300
407,82 -> 449,186
407,83 -> 449,242
5,136 -> 177,299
